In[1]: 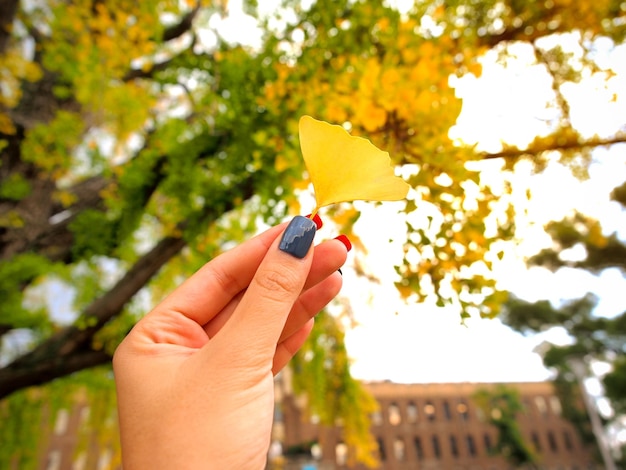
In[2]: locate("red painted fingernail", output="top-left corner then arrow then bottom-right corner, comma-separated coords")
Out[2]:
335,235 -> 352,252
305,213 -> 323,230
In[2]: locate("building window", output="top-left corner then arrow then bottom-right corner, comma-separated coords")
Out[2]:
311,443 -> 322,460
531,432 -> 542,452
268,441 -> 282,461
377,437 -> 386,461
45,450 -> 62,470
424,401 -> 436,421
466,434 -> 477,457
336,442 -> 348,466
97,449 -> 112,470
335,443 -> 347,466
547,431 -> 558,452
414,437 -> 423,460
73,452 -> 87,470
550,396 -> 562,415
407,401 -> 418,423
79,406 -> 90,426
563,430 -> 574,451
388,403 -> 402,426
432,435 -> 441,458
443,400 -> 452,420
535,396 -> 548,416
273,406 -> 283,422
393,437 -> 405,461
371,409 -> 383,426
53,409 -> 69,435
450,435 -> 459,458
457,401 -> 469,421
483,433 -> 493,454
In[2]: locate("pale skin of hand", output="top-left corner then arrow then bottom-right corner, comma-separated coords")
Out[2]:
113,221 -> 348,469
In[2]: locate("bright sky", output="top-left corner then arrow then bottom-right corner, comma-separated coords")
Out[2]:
339,40 -> 626,385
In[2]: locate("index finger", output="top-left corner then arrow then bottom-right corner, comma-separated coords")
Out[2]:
211,215 -> 317,359
157,223 -> 287,325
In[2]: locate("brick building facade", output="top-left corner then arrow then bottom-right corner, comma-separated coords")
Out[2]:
273,380 -> 599,470
30,379 -> 598,469
38,402 -> 121,470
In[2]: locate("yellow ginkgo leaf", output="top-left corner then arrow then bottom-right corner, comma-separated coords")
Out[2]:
299,115 -> 410,213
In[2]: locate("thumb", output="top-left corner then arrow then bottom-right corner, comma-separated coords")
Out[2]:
210,215 -> 317,365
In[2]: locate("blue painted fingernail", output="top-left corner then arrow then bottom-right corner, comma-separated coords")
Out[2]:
279,216 -> 316,259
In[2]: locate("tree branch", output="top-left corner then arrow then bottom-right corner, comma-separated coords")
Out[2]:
532,41 -> 572,126
0,169 -> 258,400
0,349 -> 111,398
123,57 -> 178,81
481,135 -> 626,160
163,4 -> 201,42
0,0 -> 19,54
0,235 -> 186,400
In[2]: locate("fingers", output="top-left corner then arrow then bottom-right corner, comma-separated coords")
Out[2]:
272,319 -> 315,374
156,223 -> 287,326
203,238 -> 347,339
278,270 -> 342,342
212,217 -> 317,359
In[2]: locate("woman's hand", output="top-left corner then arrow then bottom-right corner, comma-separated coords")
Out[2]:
113,216 -> 349,469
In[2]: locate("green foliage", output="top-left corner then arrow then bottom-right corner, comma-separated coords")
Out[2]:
529,213 -> 626,272
611,181 -> 626,206
550,375 -> 596,446
0,253 -> 56,330
473,385 -> 538,467
21,111 -> 85,177
502,295 -> 626,459
68,210 -> 118,259
603,355 -> 626,416
0,387 -> 46,469
0,173 -> 31,200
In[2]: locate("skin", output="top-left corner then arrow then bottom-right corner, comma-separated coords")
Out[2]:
113,220 -> 348,469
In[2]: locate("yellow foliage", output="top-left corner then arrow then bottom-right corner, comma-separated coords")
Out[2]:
0,49 -> 43,112
358,59 -> 381,97
0,210 -> 24,228
356,99 -> 387,132
326,101 -> 348,124
380,67 -> 401,90
468,61 -> 483,78
54,190 -> 78,208
0,113 -> 16,135
274,153 -> 290,172
587,221 -> 608,248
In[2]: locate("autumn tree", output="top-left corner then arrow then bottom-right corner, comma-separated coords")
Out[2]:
1,0 -> 625,467
501,198 -> 626,466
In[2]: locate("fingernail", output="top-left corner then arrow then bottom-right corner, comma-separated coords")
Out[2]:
279,216 -> 317,259
305,213 -> 323,230
334,235 -> 352,252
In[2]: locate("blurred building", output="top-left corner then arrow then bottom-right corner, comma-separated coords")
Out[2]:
271,379 -> 599,470
33,378 -> 597,470
30,392 -> 121,470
